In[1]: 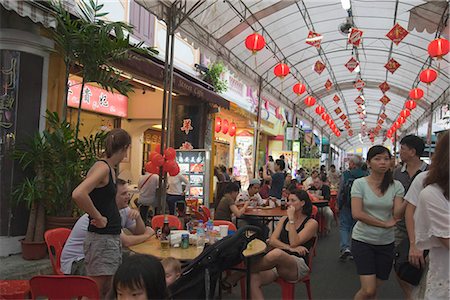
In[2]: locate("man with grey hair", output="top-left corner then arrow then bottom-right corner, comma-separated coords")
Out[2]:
338,155 -> 368,261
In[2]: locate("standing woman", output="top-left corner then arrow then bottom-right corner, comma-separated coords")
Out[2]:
414,131 -> 449,300
72,128 -> 131,298
351,145 -> 406,300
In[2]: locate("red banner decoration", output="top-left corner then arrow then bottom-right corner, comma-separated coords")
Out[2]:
325,79 -> 333,90
348,130 -> 353,136
380,95 -> 391,105
345,57 -> 359,72
354,79 -> 365,91
344,120 -> 350,126
340,114 -> 347,121
378,119 -> 384,125
333,94 -> 340,103
385,58 -> 401,74
305,30 -> 323,48
354,96 -> 365,105
67,79 -> 128,117
380,112 -> 387,119
356,106 -> 363,113
379,81 -> 390,94
334,107 -> 342,115
314,60 -> 326,75
348,28 -> 363,47
386,23 -> 409,45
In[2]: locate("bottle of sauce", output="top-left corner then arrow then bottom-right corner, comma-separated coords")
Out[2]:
161,215 -> 171,250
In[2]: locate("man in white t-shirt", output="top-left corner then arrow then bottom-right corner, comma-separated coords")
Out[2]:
60,179 -> 154,275
236,179 -> 275,208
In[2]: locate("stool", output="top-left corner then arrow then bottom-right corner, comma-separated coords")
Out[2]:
0,280 -> 30,299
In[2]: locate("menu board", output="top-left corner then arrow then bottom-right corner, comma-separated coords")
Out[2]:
176,149 -> 210,206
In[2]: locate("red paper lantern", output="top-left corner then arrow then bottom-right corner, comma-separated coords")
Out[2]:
419,68 -> 438,84
315,105 -> 325,115
229,122 -> 237,137
397,116 -> 406,124
164,147 -> 176,160
304,96 -> 316,107
222,119 -> 229,134
405,100 -> 417,110
400,109 -> 411,118
293,83 -> 306,95
330,123 -> 336,130
245,33 -> 266,54
327,118 -> 333,126
428,38 -> 449,59
273,63 -> 290,78
151,153 -> 165,167
215,117 -> 222,133
335,131 -> 341,137
321,113 -> 330,122
409,88 -> 424,100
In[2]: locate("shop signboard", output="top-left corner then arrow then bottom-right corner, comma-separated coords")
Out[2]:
176,149 -> 210,207
67,80 -> 128,117
234,135 -> 254,189
298,158 -> 320,171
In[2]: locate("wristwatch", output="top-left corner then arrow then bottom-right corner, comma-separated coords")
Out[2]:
289,220 -> 295,224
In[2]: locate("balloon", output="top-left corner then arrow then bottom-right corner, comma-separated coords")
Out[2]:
148,151 -> 158,161
164,160 -> 178,174
151,153 -> 165,167
145,162 -> 159,174
154,143 -> 161,153
164,147 -> 176,160
168,164 -> 180,176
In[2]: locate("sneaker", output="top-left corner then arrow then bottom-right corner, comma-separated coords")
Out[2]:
339,249 -> 351,261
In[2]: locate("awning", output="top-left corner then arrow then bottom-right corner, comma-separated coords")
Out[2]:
117,54 -> 230,109
0,0 -> 56,29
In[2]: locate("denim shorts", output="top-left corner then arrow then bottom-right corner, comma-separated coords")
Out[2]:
84,231 -> 121,276
352,239 -> 395,280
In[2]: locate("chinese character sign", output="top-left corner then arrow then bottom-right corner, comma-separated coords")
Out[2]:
180,118 -> 194,135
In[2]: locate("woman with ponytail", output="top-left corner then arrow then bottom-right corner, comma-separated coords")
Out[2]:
350,145 -> 406,300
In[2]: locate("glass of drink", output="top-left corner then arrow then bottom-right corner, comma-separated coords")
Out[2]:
160,239 -> 170,250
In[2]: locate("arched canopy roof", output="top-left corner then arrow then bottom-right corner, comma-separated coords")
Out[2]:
138,0 -> 449,150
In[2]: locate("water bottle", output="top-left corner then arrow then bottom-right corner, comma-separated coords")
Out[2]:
206,219 -> 214,244
196,220 -> 205,249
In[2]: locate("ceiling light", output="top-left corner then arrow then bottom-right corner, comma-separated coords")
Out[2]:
341,0 -> 351,10
152,124 -> 162,129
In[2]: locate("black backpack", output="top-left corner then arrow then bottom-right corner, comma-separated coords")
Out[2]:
339,174 -> 356,209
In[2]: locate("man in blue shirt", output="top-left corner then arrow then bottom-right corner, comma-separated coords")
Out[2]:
263,159 -> 286,199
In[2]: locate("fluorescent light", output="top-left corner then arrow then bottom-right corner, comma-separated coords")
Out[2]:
152,124 -> 162,129
121,73 -> 177,96
341,0 -> 351,10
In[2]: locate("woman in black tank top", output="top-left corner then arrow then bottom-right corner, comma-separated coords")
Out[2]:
72,129 -> 131,298
250,190 -> 318,299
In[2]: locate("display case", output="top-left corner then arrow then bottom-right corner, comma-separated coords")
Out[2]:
176,149 -> 210,208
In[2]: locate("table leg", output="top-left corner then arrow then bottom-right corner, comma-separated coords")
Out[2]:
246,256 -> 251,300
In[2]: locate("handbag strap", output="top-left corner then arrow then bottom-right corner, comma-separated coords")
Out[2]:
139,174 -> 154,190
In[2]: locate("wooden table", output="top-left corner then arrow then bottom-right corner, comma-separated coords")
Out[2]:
241,206 -> 287,232
129,236 -> 203,261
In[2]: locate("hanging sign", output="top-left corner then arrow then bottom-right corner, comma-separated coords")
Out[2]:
356,106 -> 363,113
380,112 -> 387,119
345,57 -> 359,72
333,94 -> 340,103
180,118 -> 194,134
348,28 -> 363,47
379,81 -> 390,94
354,79 -> 365,91
67,79 -> 128,117
354,96 -> 365,105
334,107 -> 342,115
385,58 -> 401,74
314,60 -> 326,75
379,95 -> 391,105
325,79 -> 333,90
305,30 -> 323,48
386,23 -> 409,45
344,120 -> 350,126
348,130 -> 353,136
339,114 -> 347,120
378,119 -> 384,125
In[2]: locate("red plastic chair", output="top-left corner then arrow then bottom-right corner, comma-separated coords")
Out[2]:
191,208 -> 208,223
151,215 -> 182,230
199,205 -> 211,219
30,275 -> 99,300
0,280 -> 30,299
212,219 -> 237,231
329,195 -> 339,224
44,228 -> 71,275
275,237 -> 318,300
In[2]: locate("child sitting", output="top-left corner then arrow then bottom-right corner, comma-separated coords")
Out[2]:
161,257 -> 181,286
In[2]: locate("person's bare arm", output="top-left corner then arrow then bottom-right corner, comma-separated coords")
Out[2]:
262,165 -> 272,181
393,196 -> 407,219
230,202 -> 249,217
405,203 -> 425,268
268,216 -> 291,250
127,209 -> 146,235
438,237 -> 449,249
352,197 -> 397,228
121,227 -> 154,248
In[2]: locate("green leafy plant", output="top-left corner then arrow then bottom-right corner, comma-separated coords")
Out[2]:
203,61 -> 228,93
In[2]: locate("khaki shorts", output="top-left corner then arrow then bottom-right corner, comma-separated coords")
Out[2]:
272,255 -> 310,283
84,232 -> 121,276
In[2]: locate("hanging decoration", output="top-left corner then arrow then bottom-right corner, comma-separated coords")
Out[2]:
304,95 -> 316,107
333,94 -> 340,104
348,28 -> 364,47
215,117 -> 222,133
180,141 -> 194,150
344,120 -> 350,126
321,113 -> 330,122
245,33 -> 266,53
419,68 -> 438,85
339,114 -> 347,121
273,63 -> 290,78
325,79 -> 333,90
380,112 -> 387,120
221,119 -> 229,134
314,60 -> 326,75
354,79 -> 365,91
405,100 -> 417,110
378,119 -> 384,125
386,23 -> 409,45
180,118 -> 194,134
345,57 -> 359,72
398,116 -> 406,125
409,88 -> 424,100
305,30 -> 323,48
264,100 -> 269,110
379,81 -> 390,94
356,106 -> 363,114
380,95 -> 391,105
334,107 -> 342,115
293,83 -> 306,95
315,105 -> 325,115
428,38 -> 449,60
354,96 -> 365,105
229,122 -> 237,137
385,58 -> 401,74
400,109 -> 411,118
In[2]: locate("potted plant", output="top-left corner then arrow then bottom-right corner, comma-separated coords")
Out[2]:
202,61 -> 228,93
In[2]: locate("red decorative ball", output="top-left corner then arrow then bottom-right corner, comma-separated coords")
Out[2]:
400,109 -> 411,118
293,83 -> 306,95
145,162 -> 159,174
164,147 -> 176,160
215,117 -> 222,133
148,151 -> 158,162
409,88 -> 424,100
315,105 -> 325,115
274,63 -> 290,78
428,38 -> 449,59
151,153 -> 165,167
405,100 -> 417,110
419,68 -> 438,84
222,119 -> 229,134
304,96 -> 316,107
229,122 -> 237,137
245,33 -> 265,53
321,113 -> 330,122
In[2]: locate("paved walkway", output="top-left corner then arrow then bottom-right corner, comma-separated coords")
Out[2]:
0,254 -> 52,280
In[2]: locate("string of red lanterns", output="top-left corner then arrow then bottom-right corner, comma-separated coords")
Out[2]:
215,117 -> 236,137
274,63 -> 290,78
245,33 -> 266,53
293,83 -> 306,96
304,95 -> 316,107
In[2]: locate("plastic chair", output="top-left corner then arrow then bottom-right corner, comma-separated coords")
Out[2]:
151,215 -> 182,230
199,205 -> 211,219
212,220 -> 237,231
192,209 -> 208,223
274,237 -> 318,300
30,275 -> 99,300
44,228 -> 71,275
0,280 -> 30,299
328,196 -> 339,224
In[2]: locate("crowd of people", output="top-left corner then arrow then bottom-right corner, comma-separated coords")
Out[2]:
66,127 -> 448,299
